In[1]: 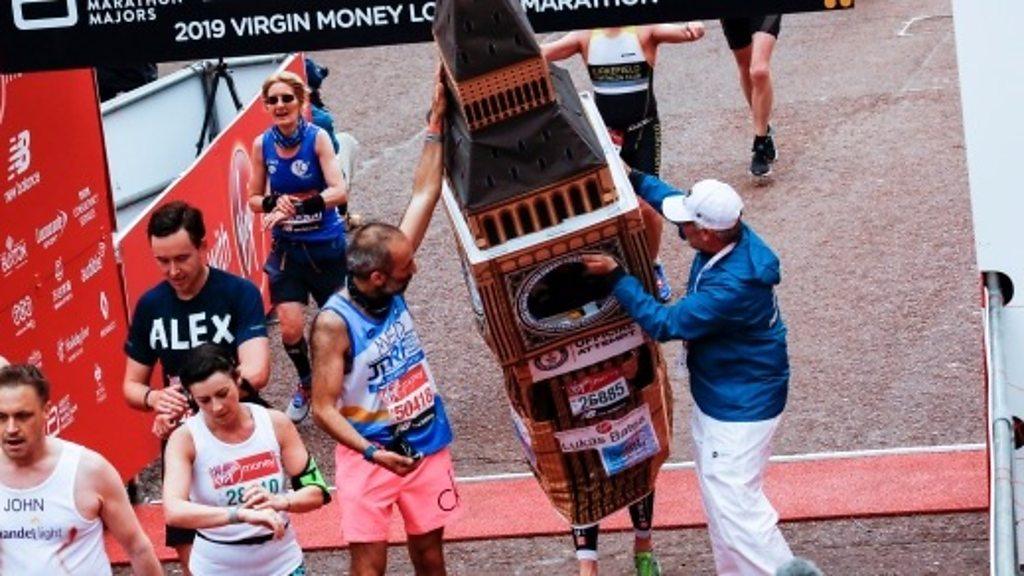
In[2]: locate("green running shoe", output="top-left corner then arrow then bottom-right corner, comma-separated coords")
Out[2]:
634,551 -> 662,576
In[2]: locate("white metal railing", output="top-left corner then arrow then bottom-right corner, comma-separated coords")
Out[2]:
986,271 -> 1018,575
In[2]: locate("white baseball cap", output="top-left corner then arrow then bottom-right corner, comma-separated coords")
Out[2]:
661,179 -> 743,230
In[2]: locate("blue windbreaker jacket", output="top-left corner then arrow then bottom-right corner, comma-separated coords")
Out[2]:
611,172 -> 789,422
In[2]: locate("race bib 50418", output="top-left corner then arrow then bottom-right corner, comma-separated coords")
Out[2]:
383,363 -> 435,424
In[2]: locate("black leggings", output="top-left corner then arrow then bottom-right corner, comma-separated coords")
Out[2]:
618,119 -> 661,177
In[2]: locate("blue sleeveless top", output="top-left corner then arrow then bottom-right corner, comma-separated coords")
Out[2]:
321,292 -> 453,456
262,123 -> 344,243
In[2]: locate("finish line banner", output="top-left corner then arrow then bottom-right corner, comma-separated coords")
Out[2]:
0,0 -> 851,72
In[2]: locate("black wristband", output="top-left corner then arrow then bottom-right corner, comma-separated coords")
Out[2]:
142,388 -> 153,411
261,194 -> 278,213
296,194 -> 327,215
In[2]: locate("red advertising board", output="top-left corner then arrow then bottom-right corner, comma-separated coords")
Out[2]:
117,54 -> 304,311
0,70 -> 155,478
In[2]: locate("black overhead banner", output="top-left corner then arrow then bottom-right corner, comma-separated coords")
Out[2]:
0,0 -> 851,73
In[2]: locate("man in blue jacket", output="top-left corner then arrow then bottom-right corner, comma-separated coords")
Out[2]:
583,173 -> 794,575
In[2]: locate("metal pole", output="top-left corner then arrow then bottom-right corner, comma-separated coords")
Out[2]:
986,271 -> 1019,575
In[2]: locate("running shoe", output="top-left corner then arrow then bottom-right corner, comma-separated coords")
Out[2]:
634,551 -> 662,576
766,124 -> 778,161
286,381 -> 312,423
653,262 -> 672,303
750,134 -> 775,178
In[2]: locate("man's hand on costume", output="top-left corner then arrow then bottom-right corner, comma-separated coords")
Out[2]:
374,449 -> 421,477
581,254 -> 620,275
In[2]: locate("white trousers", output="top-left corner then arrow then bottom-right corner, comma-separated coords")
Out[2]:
692,406 -> 793,575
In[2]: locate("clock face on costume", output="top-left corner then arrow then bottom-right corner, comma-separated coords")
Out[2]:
514,253 -> 618,337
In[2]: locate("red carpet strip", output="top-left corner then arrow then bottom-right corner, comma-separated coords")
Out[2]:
106,448 -> 987,563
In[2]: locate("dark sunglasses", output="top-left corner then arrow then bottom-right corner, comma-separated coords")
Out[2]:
264,94 -> 296,105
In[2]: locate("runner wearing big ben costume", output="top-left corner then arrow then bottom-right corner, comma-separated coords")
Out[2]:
543,24 -> 704,309
543,25 -> 703,576
249,70 -> 349,424
310,72 -> 459,576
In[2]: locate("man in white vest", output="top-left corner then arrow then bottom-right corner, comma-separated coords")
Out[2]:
0,363 -> 162,575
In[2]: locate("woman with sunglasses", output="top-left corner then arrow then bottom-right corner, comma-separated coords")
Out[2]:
163,343 -> 331,576
247,70 -> 349,423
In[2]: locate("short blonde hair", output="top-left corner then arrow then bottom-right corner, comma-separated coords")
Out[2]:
261,71 -> 309,106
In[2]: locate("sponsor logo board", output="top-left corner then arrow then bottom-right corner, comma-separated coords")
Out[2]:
45,394 -> 78,436
553,404 -> 660,476
1,235 -> 28,277
529,323 -> 644,381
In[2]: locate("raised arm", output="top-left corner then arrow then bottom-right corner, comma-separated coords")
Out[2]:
85,450 -> 162,576
399,72 -> 446,253
541,30 -> 587,62
649,22 -> 705,45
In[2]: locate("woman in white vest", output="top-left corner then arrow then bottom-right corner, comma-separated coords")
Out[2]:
163,343 -> 331,576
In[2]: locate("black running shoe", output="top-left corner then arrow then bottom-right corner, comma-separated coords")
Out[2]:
764,125 -> 778,162
750,135 -> 773,177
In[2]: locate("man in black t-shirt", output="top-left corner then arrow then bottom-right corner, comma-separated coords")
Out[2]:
121,200 -> 269,574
